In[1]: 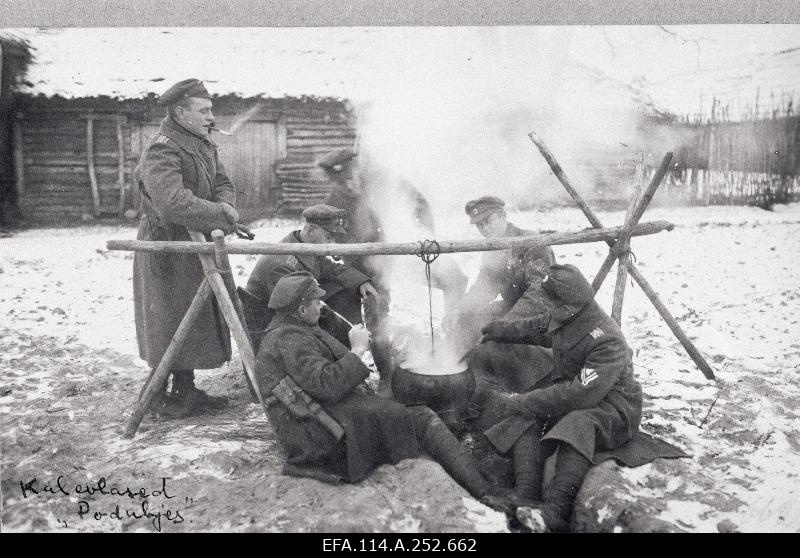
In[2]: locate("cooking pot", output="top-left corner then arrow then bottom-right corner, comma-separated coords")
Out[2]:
388,327 -> 475,420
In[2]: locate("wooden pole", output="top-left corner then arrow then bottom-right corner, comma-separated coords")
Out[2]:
201,259 -> 268,412
206,230 -> 267,410
107,221 -> 674,257
86,117 -> 101,216
116,116 -> 127,217
611,155 -> 645,324
529,130 -> 715,381
13,119 -> 25,197
626,265 -> 716,380
528,131 -> 604,229
123,279 -> 213,438
591,151 -> 674,292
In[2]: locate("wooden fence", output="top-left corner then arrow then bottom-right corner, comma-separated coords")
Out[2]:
648,114 -> 800,208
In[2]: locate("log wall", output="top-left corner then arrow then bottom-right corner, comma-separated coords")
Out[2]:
16,111 -> 134,221
274,108 -> 356,214
13,96 -> 355,222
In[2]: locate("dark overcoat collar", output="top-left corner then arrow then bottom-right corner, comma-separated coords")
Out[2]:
158,116 -> 218,152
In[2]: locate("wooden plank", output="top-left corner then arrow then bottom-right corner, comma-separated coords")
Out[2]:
86,118 -> 101,215
116,116 -> 127,217
13,123 -> 25,197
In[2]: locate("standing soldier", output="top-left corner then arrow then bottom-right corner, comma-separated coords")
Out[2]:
318,149 -> 395,390
477,264 -> 643,532
133,78 -> 240,418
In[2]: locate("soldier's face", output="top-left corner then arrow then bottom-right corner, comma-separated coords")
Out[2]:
298,298 -> 323,325
475,212 -> 506,239
176,97 -> 215,138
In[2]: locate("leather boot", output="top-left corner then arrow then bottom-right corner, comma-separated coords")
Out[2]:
511,424 -> 545,504
371,335 -> 395,398
517,443 -> 591,533
161,370 -> 228,419
410,407 -> 502,501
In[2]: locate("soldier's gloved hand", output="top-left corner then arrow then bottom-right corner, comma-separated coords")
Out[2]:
235,223 -> 255,240
480,320 -> 516,342
348,324 -> 372,357
220,203 -> 239,225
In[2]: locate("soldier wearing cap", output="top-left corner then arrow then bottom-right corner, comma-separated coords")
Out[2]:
318,149 -> 400,392
243,204 -> 378,353
444,195 -> 556,412
475,263 -> 643,532
255,271 -> 510,502
132,78 -> 240,419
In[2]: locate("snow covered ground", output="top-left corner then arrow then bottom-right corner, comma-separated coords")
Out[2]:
1,202 -> 799,532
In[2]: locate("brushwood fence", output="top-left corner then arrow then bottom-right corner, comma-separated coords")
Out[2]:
650,115 -> 800,208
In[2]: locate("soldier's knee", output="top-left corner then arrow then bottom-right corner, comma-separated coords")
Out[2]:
406,405 -> 440,437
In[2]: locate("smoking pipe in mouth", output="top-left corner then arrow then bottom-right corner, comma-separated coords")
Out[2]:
207,125 -> 232,136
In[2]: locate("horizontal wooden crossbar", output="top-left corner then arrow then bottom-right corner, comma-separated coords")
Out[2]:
107,220 -> 674,257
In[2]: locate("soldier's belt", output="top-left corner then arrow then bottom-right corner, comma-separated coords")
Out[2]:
269,375 -> 345,441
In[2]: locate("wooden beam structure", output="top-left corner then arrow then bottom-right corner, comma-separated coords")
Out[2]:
528,131 -> 716,381
124,230 -> 267,439
107,221 -> 674,257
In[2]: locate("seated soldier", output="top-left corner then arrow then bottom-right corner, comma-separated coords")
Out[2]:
449,196 -> 556,421
256,271 -> 508,502
446,195 -> 556,348
242,204 -> 380,353
476,264 -> 643,532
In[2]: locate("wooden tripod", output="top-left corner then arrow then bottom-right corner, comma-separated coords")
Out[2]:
123,229 -> 266,439
528,132 -> 716,380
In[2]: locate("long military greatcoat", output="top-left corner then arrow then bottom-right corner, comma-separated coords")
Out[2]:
256,313 -> 420,482
484,300 -> 643,461
133,117 -> 236,369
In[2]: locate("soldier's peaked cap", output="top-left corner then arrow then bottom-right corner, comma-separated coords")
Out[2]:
317,148 -> 357,172
302,204 -> 347,235
157,79 -> 212,106
541,264 -> 595,305
268,271 -> 327,311
465,196 -> 505,224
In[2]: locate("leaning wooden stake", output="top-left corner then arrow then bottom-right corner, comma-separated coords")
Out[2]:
205,230 -> 266,410
611,155 -> 645,324
123,279 -> 213,438
529,131 -> 716,381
